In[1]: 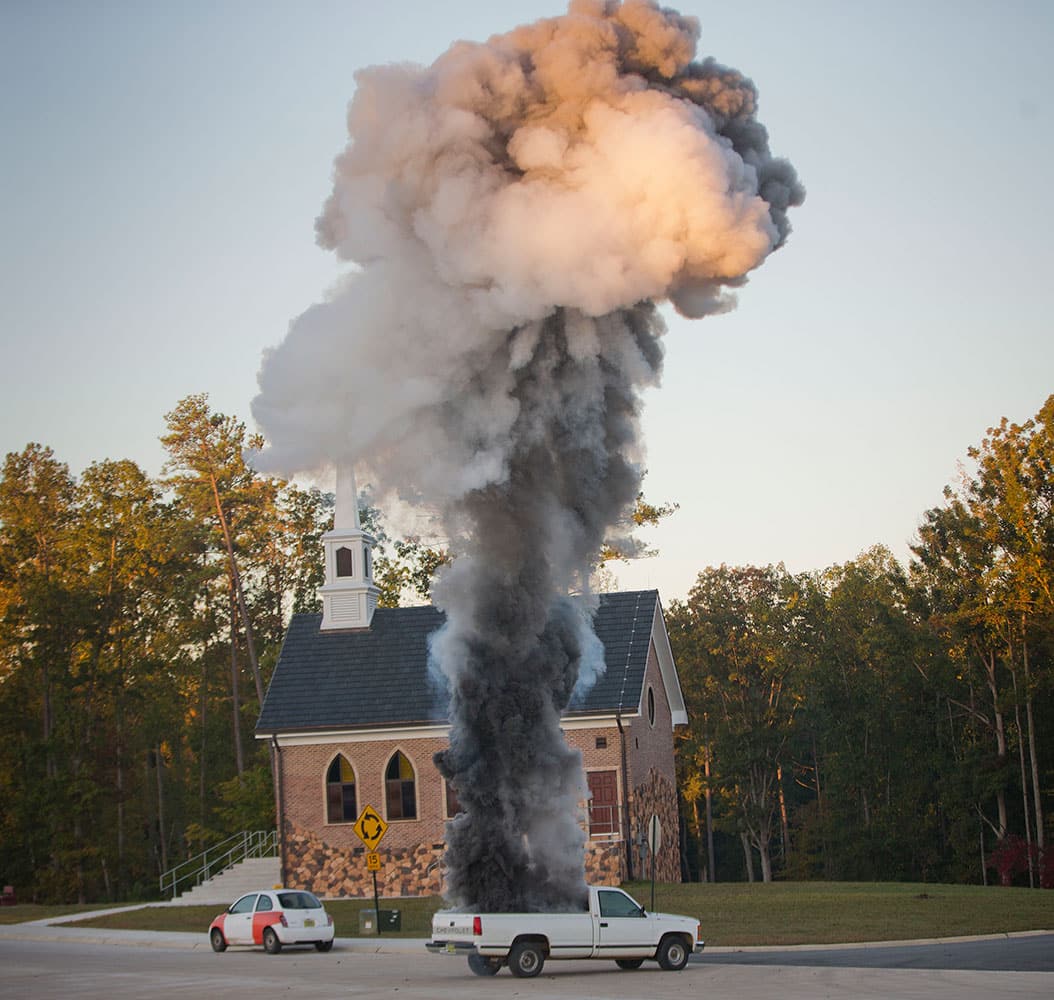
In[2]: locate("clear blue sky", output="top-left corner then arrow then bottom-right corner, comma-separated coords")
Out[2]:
2,1 -> 1051,602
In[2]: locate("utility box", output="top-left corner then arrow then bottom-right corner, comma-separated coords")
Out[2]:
358,908 -> 401,932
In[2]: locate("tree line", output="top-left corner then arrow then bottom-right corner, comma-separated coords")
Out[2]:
2,391 -> 1050,901
0,395 -> 445,903
668,394 -> 1053,888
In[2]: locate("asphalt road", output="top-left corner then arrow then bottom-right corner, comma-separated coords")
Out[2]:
695,933 -> 1054,972
1,933 -> 1052,1000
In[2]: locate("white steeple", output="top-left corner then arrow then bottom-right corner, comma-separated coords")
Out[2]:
319,465 -> 380,630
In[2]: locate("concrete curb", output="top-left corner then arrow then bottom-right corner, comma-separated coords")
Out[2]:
0,926 -> 208,949
701,930 -> 1054,954
0,922 -> 426,952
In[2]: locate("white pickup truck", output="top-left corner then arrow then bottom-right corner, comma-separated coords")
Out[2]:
425,885 -> 703,978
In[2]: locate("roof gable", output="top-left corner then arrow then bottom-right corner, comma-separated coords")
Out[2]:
256,590 -> 676,735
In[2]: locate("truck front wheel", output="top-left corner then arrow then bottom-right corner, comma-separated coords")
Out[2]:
467,953 -> 502,976
508,940 -> 545,978
657,934 -> 690,971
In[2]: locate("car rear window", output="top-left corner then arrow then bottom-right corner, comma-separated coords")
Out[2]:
278,891 -> 322,909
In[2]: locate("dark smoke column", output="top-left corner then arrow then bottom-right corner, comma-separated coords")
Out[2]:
251,1 -> 803,912
431,305 -> 663,911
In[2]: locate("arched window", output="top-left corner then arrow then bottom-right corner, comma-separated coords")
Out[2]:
363,545 -> 371,580
385,751 -> 417,820
336,546 -> 354,578
647,686 -> 655,727
326,755 -> 357,823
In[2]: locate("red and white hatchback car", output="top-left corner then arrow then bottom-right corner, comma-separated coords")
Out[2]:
209,889 -> 335,954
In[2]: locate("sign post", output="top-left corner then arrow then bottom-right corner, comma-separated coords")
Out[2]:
353,805 -> 389,935
647,815 -> 661,913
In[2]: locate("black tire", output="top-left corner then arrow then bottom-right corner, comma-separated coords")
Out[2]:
262,926 -> 282,955
210,928 -> 227,953
315,940 -> 333,952
616,958 -> 644,970
656,934 -> 689,971
508,940 -> 545,978
467,952 -> 502,976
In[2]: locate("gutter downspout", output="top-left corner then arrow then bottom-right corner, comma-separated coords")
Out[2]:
271,735 -> 286,886
616,712 -> 633,881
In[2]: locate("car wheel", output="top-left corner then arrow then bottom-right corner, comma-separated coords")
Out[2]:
467,952 -> 502,976
314,940 -> 334,952
262,927 -> 282,955
656,934 -> 689,971
210,929 -> 227,953
508,940 -> 545,978
616,958 -> 644,970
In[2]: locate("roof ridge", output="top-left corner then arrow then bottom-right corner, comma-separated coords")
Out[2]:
615,591 -> 647,713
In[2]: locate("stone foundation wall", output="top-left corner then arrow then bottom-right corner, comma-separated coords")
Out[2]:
283,821 -> 444,898
283,820 -> 632,898
584,838 -> 625,885
628,768 -> 681,883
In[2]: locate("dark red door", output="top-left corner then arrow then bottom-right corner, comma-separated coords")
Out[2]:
588,770 -> 619,836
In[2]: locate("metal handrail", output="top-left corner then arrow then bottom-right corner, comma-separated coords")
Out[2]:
588,803 -> 620,837
160,829 -> 278,899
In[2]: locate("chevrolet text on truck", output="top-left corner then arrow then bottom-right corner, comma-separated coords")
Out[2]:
426,885 -> 704,978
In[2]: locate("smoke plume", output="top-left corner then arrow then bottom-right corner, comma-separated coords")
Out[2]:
252,0 -> 802,911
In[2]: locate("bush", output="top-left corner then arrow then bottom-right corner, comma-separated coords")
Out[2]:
987,836 -> 1053,888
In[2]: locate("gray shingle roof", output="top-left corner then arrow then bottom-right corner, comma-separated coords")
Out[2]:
256,590 -> 659,734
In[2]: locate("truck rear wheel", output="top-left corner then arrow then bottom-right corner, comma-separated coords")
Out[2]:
616,958 -> 644,970
467,953 -> 502,976
508,940 -> 545,978
657,934 -> 689,971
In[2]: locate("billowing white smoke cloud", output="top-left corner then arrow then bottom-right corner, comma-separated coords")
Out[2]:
253,0 -> 800,489
252,0 -> 802,911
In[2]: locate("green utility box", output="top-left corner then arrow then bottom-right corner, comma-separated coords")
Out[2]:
358,908 -> 402,933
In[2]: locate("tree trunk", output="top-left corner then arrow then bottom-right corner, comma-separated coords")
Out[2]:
199,656 -> 208,829
1011,668 -> 1035,887
208,467 -> 264,706
740,831 -> 755,882
704,739 -> 715,882
812,735 -> 831,878
229,583 -> 245,777
758,830 -> 773,883
984,650 -> 1009,840
115,631 -> 126,899
777,763 -> 790,864
42,664 -> 55,778
1022,630 -> 1044,850
691,796 -> 706,883
155,745 -> 167,875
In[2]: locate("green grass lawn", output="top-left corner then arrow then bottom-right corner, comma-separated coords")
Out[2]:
625,881 -> 1054,945
0,903 -> 110,926
49,881 -> 1054,944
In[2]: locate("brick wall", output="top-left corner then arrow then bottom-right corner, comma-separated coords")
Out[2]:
625,640 -> 677,791
276,638 -> 684,897
279,736 -> 450,854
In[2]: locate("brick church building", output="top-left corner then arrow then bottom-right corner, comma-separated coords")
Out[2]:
255,470 -> 688,897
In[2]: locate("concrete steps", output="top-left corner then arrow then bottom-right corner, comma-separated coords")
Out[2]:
171,857 -> 281,906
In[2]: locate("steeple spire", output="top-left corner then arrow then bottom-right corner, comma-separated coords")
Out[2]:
333,465 -> 361,531
320,465 -> 379,630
